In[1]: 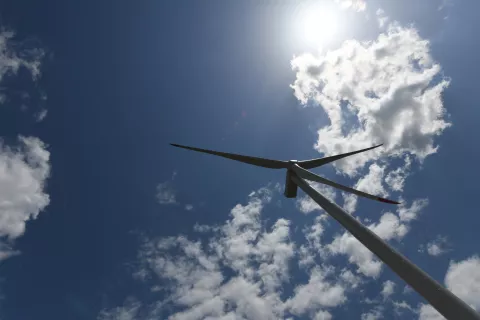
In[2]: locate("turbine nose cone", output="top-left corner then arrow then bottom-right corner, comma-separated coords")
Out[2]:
288,160 -> 298,169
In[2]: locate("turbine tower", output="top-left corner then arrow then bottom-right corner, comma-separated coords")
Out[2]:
171,143 -> 480,320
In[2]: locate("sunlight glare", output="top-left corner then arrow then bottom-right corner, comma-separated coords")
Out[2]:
301,5 -> 338,47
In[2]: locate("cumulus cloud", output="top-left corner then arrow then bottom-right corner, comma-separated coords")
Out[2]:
299,214 -> 330,268
0,27 -> 50,263
444,256 -> 480,310
342,192 -> 357,213
381,280 -> 395,300
355,163 -> 388,197
339,269 -> 362,289
397,198 -> 428,222
291,24 -> 450,176
419,255 -> 480,319
99,188 -> 356,319
419,235 -> 450,256
297,182 -> 336,214
0,137 -> 50,240
327,198 -> 426,277
0,137 -> 50,260
286,266 -> 346,316
385,156 -> 411,192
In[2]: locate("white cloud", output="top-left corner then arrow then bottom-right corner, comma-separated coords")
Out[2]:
327,198 -> 425,277
328,229 -> 382,277
289,12 -> 444,295
392,300 -> 418,316
381,280 -> 395,300
355,163 -> 388,196
98,298 -> 141,320
419,304 -> 445,320
100,188 -> 355,319
104,189 -> 290,319
385,156 -> 411,192
35,109 -> 48,122
376,9 -> 389,29
361,306 -> 384,320
403,285 -> 413,294
185,204 -> 194,211
420,236 -> 450,256
0,30 -> 44,82
427,243 -> 444,256
291,24 -> 450,177
419,255 -> 480,319
339,269 -> 362,289
398,198 -> 428,222
156,181 -> 176,204
193,223 -> 218,233
299,215 -> 329,267
286,266 -> 346,316
444,256 -> 480,310
297,182 -> 336,214
314,310 -> 333,320
334,0 -> 366,11
0,26 -> 50,265
0,137 -> 50,241
342,192 -> 357,213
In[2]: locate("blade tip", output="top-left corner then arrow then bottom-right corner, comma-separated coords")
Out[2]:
377,197 -> 400,205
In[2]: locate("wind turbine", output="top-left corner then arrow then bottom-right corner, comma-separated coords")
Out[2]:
171,143 -> 480,320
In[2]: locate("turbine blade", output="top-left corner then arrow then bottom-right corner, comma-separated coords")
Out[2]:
170,143 -> 289,169
292,164 -> 400,205
299,144 -> 383,169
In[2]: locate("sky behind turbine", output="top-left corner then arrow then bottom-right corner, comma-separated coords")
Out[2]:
0,0 -> 479,319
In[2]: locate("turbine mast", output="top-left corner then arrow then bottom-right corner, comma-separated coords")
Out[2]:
290,164 -> 480,320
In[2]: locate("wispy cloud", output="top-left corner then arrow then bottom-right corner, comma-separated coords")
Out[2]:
419,235 -> 450,256
334,0 -> 366,11
376,9 -> 389,28
155,181 -> 176,204
155,171 -> 177,204
0,30 -> 44,82
98,298 -> 141,320
35,109 -> 48,122
361,306 -> 384,320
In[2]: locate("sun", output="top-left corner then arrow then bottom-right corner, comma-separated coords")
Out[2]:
300,5 -> 338,47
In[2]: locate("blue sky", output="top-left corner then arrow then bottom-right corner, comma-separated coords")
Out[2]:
0,0 -> 479,319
